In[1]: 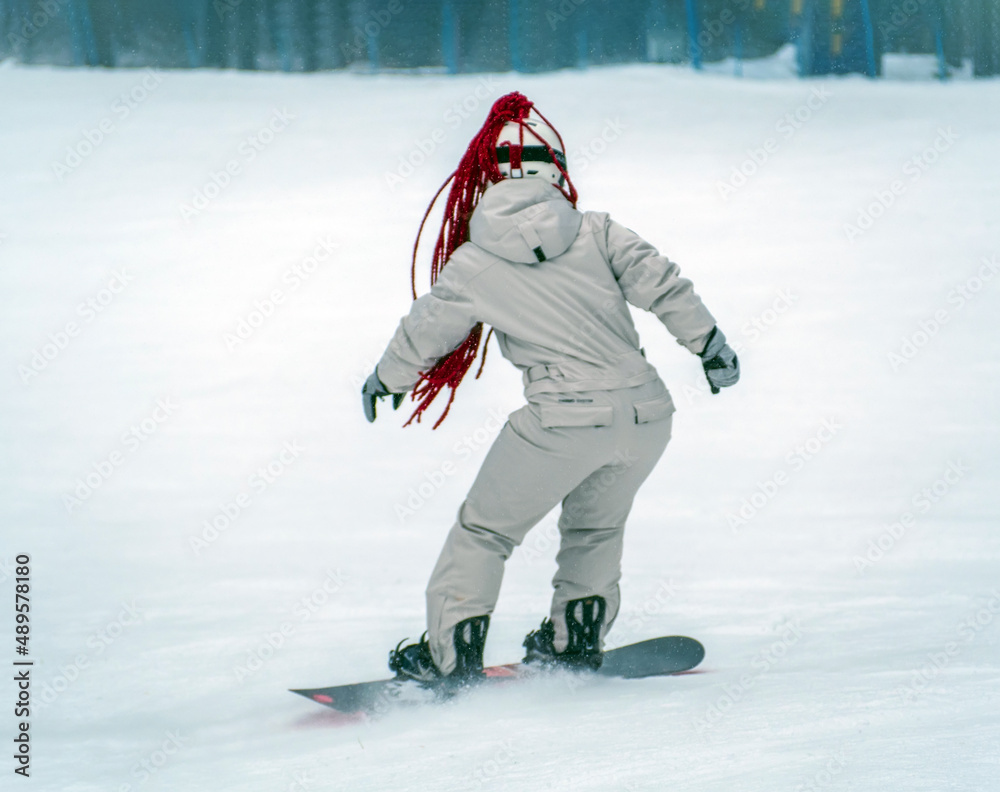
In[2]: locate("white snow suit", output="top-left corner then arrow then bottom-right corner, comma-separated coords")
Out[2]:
377,178 -> 717,674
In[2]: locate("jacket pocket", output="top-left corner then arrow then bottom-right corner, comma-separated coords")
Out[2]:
539,402 -> 614,428
633,393 -> 675,424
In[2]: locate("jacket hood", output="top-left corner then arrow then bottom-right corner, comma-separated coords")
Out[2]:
468,179 -> 582,264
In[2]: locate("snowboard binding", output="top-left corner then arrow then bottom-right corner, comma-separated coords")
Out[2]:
523,595 -> 606,671
389,615 -> 490,688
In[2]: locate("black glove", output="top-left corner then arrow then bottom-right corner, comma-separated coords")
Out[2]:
699,326 -> 740,394
362,371 -> 405,422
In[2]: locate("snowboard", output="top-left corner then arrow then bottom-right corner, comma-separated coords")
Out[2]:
291,635 -> 704,715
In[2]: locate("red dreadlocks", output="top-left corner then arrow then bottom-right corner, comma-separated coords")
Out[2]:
404,92 -> 577,429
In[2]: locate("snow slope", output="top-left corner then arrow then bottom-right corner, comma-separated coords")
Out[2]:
1,59 -> 998,791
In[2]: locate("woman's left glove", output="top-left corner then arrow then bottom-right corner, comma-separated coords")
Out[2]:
699,326 -> 740,394
362,371 -> 405,422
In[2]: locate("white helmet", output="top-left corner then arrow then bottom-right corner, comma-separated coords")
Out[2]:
495,117 -> 567,187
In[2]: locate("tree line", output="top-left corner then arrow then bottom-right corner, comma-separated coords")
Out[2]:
1,0 -> 997,76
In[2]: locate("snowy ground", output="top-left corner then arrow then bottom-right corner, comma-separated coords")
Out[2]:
1,56 -> 999,791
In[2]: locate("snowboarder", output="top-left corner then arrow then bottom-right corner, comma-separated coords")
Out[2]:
362,92 -> 738,686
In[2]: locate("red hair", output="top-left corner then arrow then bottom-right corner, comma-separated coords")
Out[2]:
404,92 -> 576,429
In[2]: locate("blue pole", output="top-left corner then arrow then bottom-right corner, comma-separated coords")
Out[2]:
179,0 -> 201,68
930,0 -> 947,80
367,7 -> 378,72
858,0 -> 877,77
65,0 -> 88,65
276,8 -> 293,72
575,24 -> 587,68
442,0 -> 458,74
933,27 -> 946,80
509,0 -> 522,72
796,0 -> 824,77
77,0 -> 100,64
734,13 -> 744,77
261,0 -> 292,72
684,0 -> 702,70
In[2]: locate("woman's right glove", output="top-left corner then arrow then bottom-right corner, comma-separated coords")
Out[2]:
699,326 -> 740,394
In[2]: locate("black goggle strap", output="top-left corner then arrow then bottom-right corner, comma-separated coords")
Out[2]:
496,145 -> 567,171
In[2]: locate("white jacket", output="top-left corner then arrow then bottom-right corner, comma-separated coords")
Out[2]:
377,178 -> 717,403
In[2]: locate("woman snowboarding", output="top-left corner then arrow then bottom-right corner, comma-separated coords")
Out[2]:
362,92 -> 739,686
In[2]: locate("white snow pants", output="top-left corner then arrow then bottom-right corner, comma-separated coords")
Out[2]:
425,378 -> 675,674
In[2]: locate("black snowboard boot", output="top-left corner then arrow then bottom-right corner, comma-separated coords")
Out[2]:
522,595 -> 606,671
388,615 -> 490,687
